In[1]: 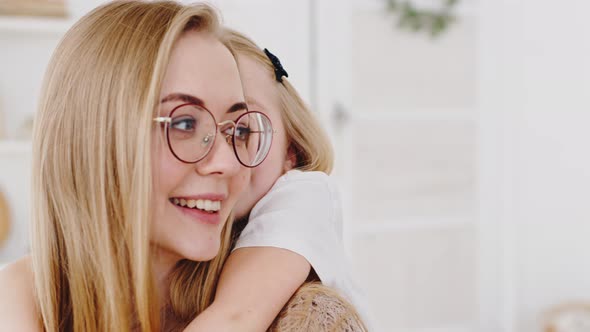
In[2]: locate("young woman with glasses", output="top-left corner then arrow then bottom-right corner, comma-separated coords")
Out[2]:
0,2 -> 272,330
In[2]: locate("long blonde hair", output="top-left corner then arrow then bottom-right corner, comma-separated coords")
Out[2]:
31,1 -> 233,331
222,29 -> 334,174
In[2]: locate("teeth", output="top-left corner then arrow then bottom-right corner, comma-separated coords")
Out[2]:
172,198 -> 221,212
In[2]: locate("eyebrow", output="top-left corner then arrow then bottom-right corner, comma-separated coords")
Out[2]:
161,93 -> 204,106
161,92 -> 248,114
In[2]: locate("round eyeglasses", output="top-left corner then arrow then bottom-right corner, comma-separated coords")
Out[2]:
154,103 -> 273,168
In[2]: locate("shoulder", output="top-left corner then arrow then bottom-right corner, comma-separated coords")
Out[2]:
0,256 -> 41,331
247,170 -> 343,234
268,170 -> 338,202
0,256 -> 35,297
279,169 -> 332,185
252,170 -> 339,214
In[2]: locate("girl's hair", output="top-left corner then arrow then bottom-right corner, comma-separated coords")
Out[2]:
221,29 -> 334,174
220,29 -> 370,331
31,1 -> 234,330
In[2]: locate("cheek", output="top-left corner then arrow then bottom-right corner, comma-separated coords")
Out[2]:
228,169 -> 253,219
230,169 -> 251,201
233,131 -> 289,216
250,161 -> 280,196
153,142 -> 179,197
261,130 -> 289,179
235,150 -> 283,213
151,139 -> 189,222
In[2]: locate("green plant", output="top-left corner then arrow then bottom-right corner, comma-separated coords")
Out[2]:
385,0 -> 459,38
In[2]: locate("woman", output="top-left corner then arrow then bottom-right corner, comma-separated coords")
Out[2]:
0,1 -> 273,330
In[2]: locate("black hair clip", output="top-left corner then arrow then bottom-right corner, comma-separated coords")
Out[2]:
264,48 -> 289,83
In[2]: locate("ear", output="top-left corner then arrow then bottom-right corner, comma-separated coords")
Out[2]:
283,146 -> 297,172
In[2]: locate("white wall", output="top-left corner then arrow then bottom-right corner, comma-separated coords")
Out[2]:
516,0 -> 590,329
479,0 -> 590,331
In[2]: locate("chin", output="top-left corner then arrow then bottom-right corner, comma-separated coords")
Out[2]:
179,237 -> 222,262
195,245 -> 221,262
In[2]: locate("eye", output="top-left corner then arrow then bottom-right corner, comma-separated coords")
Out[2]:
221,126 -> 234,137
170,116 -> 196,132
235,125 -> 251,142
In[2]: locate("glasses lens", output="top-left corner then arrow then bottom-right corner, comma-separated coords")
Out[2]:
167,104 -> 216,163
233,112 -> 273,167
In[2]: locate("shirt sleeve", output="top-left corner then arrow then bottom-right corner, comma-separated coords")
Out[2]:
233,171 -> 344,278
233,171 -> 377,331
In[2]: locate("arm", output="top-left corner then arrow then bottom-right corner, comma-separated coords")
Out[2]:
185,172 -> 338,331
0,257 -> 42,331
184,247 -> 311,332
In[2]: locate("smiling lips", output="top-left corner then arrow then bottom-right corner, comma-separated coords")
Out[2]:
169,193 -> 226,225
170,197 -> 221,213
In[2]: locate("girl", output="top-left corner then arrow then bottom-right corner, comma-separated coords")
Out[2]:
0,1 -> 273,330
185,29 -> 372,331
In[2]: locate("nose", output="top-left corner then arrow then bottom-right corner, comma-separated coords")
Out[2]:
195,131 -> 241,176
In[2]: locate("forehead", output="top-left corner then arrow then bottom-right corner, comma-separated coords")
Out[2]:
236,55 -> 281,115
160,30 -> 244,113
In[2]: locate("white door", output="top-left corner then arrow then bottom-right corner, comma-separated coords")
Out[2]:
316,0 -> 481,331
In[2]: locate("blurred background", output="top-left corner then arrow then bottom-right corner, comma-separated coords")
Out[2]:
1,0 -> 590,331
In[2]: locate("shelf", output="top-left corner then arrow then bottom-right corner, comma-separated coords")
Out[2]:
0,16 -> 72,35
0,140 -> 32,155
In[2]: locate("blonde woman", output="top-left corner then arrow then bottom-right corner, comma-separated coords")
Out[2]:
184,30 -> 372,331
0,1 -> 274,330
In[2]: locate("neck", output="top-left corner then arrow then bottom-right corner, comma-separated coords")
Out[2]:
151,246 -> 181,305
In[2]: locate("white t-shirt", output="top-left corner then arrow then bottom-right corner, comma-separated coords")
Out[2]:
234,170 -> 374,329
